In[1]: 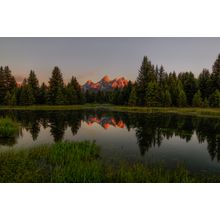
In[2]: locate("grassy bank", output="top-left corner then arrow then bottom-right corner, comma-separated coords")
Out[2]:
1,104 -> 220,117
0,141 -> 220,183
109,106 -> 220,117
0,117 -> 19,137
0,104 -> 104,111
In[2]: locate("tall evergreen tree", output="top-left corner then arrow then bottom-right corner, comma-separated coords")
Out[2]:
38,83 -> 48,105
4,91 -> 11,105
198,69 -> 211,100
9,91 -> 17,106
55,86 -> 65,105
19,79 -> 35,106
192,90 -> 203,107
210,54 -> 220,94
65,77 -> 78,104
27,70 -> 39,104
177,89 -> 187,107
161,90 -> 172,107
48,67 -> 65,105
158,65 -> 165,85
68,76 -> 84,104
0,66 -> 16,104
121,80 -> 133,105
178,72 -> 197,106
209,90 -> 220,107
128,86 -> 137,106
145,81 -> 160,106
155,65 -> 159,82
213,54 -> 220,74
136,56 -> 156,105
4,66 -> 16,91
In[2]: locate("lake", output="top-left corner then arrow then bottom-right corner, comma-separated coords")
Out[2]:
0,109 -> 220,174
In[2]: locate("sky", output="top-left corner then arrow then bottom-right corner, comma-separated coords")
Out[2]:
0,37 -> 220,84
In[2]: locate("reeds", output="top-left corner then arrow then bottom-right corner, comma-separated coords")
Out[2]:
0,117 -> 19,137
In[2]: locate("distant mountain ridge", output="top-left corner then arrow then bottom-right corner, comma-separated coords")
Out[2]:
82,75 -> 128,92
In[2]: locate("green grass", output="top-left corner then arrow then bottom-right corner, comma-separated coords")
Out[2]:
0,141 -> 101,183
0,104 -> 109,111
0,117 -> 20,138
0,140 -> 220,183
1,104 -> 220,118
109,106 -> 220,118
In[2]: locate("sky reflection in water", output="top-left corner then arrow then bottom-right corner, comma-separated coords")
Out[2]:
0,110 -> 220,173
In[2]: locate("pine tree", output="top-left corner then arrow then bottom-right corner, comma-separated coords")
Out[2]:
65,77 -> 78,105
145,81 -> 160,107
178,72 -> 197,106
209,90 -> 220,107
198,69 -> 211,100
27,70 -> 39,104
159,65 -> 165,85
136,56 -> 156,105
155,65 -> 159,82
19,83 -> 35,106
39,83 -> 48,105
167,72 -> 179,106
192,90 -> 202,107
48,67 -> 65,105
0,66 -> 16,104
122,81 -> 132,105
128,86 -> 137,106
5,90 -> 17,106
4,66 -> 16,92
55,86 -> 65,105
177,89 -> 187,107
162,90 -> 172,107
213,54 -> 220,74
67,76 -> 84,104
9,91 -> 17,106
4,91 -> 11,105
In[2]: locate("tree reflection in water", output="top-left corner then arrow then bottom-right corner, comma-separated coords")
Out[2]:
0,110 -> 220,162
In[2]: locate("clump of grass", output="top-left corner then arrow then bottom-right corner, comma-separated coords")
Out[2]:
0,117 -> 19,138
49,141 -> 102,183
104,162 -> 193,183
0,141 -> 102,183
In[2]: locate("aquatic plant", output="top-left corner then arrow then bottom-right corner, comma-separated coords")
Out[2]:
0,117 -> 19,138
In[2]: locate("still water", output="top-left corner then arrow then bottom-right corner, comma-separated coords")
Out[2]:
1,109 -> 220,173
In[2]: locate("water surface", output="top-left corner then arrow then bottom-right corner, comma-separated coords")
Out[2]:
1,109 -> 220,173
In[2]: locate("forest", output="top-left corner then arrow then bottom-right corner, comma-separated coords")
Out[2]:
1,54 -> 220,107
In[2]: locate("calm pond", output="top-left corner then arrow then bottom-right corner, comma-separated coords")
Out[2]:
1,109 -> 220,173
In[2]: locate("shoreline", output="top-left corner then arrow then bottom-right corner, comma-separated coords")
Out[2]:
0,104 -> 220,117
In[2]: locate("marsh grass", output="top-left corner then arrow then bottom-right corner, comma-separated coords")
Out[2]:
0,117 -> 19,138
0,141 -> 101,183
0,141 -> 219,183
104,162 -> 193,183
109,106 -> 220,118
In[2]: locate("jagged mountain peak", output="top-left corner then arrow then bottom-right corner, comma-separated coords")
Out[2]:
83,75 -> 128,92
101,75 -> 110,82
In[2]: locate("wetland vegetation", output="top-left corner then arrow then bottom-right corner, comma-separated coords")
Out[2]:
1,140 -> 220,183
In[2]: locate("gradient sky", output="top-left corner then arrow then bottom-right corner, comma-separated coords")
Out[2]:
0,38 -> 220,84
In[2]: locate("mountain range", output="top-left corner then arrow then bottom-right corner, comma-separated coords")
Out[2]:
82,75 -> 128,92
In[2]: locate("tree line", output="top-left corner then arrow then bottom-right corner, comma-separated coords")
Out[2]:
1,54 -> 220,107
0,66 -> 85,106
